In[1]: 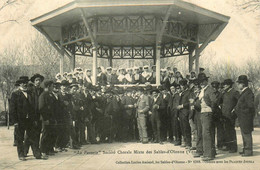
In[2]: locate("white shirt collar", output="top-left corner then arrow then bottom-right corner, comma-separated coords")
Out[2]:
227,88 -> 233,93
22,91 -> 28,98
201,85 -> 208,91
242,87 -> 248,92
52,92 -> 58,99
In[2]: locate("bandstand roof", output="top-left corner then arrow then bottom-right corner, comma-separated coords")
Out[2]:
30,0 -> 230,59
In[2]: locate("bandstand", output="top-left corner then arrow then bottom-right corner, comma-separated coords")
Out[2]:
30,0 -> 230,85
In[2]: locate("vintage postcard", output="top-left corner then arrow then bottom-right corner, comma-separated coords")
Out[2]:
0,0 -> 259,169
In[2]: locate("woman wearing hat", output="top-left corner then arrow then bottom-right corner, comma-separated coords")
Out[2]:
234,75 -> 255,157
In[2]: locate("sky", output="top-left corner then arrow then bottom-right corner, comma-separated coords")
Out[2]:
0,0 -> 259,67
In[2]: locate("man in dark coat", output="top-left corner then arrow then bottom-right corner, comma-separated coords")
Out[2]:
9,80 -> 21,147
24,74 -> 44,156
234,75 -> 255,157
150,88 -> 166,144
160,86 -> 172,142
97,66 -> 107,86
11,76 -> 42,160
177,79 -> 191,149
210,81 -> 224,154
133,67 -> 143,84
169,85 -> 182,146
39,80 -> 58,158
121,88 -> 135,142
190,80 -> 203,158
219,79 -> 239,152
102,89 -> 120,142
55,80 -> 71,151
69,81 -> 82,148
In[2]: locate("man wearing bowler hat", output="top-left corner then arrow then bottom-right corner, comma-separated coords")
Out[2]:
177,79 -> 191,149
24,74 -> 45,156
210,81 -> 225,153
234,75 -> 255,157
10,80 -> 21,147
219,79 -> 239,152
39,80 -> 59,158
169,84 -> 182,146
56,80 -> 71,151
121,87 -> 135,142
11,76 -> 43,160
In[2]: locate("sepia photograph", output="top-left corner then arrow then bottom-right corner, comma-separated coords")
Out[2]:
0,0 -> 259,169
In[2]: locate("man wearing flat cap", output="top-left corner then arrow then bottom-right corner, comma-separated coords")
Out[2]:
10,76 -> 42,160
197,73 -> 215,161
234,75 -> 255,157
199,68 -> 205,74
135,87 -> 150,143
219,79 -> 239,153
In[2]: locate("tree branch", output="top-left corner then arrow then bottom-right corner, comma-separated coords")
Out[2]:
0,19 -> 18,24
0,0 -> 17,11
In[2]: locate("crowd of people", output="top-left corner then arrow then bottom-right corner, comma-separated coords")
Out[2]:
55,65 -> 196,88
9,65 -> 256,162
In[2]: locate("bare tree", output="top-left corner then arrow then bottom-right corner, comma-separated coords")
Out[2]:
25,33 -> 70,79
244,57 -> 260,92
0,0 -> 21,24
0,46 -> 26,128
239,0 -> 260,12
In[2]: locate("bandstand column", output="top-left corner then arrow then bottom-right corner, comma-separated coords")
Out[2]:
70,45 -> 76,71
195,51 -> 200,74
188,51 -> 193,73
60,47 -> 64,75
155,45 -> 161,86
70,54 -> 75,71
92,46 -> 97,85
108,47 -> 113,67
195,38 -> 200,74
